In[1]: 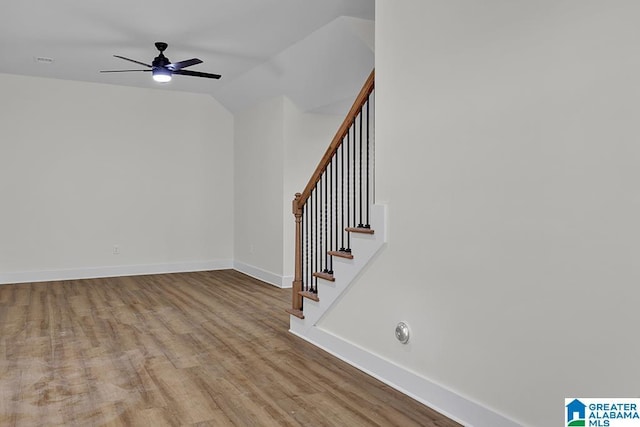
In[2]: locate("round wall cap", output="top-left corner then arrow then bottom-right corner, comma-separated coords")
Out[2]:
395,322 -> 410,344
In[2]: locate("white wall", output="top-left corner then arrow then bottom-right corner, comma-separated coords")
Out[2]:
234,95 -> 341,286
0,74 -> 234,281
282,98 -> 342,279
0,72 -> 342,287
234,97 -> 286,281
320,1 -> 640,426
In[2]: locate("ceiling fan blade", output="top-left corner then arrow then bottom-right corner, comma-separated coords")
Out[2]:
168,58 -> 202,71
113,55 -> 152,68
174,69 -> 222,79
100,69 -> 151,73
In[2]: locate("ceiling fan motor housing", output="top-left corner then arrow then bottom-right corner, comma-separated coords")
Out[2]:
152,54 -> 170,69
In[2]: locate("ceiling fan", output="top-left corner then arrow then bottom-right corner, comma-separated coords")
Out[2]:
100,42 -> 221,83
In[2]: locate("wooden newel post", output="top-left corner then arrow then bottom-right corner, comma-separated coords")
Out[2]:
291,193 -> 303,312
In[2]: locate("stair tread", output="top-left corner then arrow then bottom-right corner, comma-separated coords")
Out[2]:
328,250 -> 354,259
346,226 -> 375,235
299,291 -> 319,302
286,308 -> 305,319
312,271 -> 335,282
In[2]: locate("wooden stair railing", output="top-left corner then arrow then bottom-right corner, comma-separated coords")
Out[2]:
287,70 -> 375,319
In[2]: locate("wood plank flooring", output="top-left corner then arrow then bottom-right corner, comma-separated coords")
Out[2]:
0,270 -> 460,426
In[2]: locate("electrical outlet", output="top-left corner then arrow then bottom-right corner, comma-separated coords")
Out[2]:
113,245 -> 120,255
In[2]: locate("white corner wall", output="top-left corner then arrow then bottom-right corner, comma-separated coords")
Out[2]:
233,96 -> 341,287
319,1 -> 640,426
282,98 -> 342,280
0,74 -> 234,283
234,97 -> 286,284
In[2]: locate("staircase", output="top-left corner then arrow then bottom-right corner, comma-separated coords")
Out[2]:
287,70 -> 385,333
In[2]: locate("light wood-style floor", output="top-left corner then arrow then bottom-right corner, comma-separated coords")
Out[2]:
0,270 -> 460,426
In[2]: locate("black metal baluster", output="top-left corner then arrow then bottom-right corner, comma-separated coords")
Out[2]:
340,140 -> 346,252
352,118 -> 357,233
305,202 -> 310,291
323,172 -> 329,273
346,127 -> 351,252
300,206 -> 306,291
308,191 -> 312,293
318,176 -> 322,276
365,95 -> 371,228
313,185 -> 318,293
310,200 -> 314,289
307,204 -> 311,290
358,108 -> 364,228
328,160 -> 333,274
335,147 -> 339,257
319,178 -> 324,291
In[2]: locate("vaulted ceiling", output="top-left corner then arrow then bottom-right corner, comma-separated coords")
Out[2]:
0,0 -> 374,114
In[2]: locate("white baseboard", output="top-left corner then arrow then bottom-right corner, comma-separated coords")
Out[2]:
290,326 -> 522,427
233,260 -> 292,288
0,259 -> 233,285
281,275 -> 293,288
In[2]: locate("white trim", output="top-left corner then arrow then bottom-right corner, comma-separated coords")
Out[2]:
0,259 -> 233,285
289,326 -> 523,427
281,275 -> 293,289
232,260 -> 291,288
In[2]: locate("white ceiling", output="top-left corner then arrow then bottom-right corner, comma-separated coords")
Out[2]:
0,0 -> 374,114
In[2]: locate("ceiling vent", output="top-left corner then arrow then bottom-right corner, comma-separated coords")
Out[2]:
34,56 -> 54,64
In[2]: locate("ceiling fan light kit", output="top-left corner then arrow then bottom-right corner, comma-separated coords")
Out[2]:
100,42 -> 221,83
152,68 -> 172,83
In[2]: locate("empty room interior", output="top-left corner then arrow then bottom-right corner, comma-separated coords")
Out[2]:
1,1 -> 639,426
